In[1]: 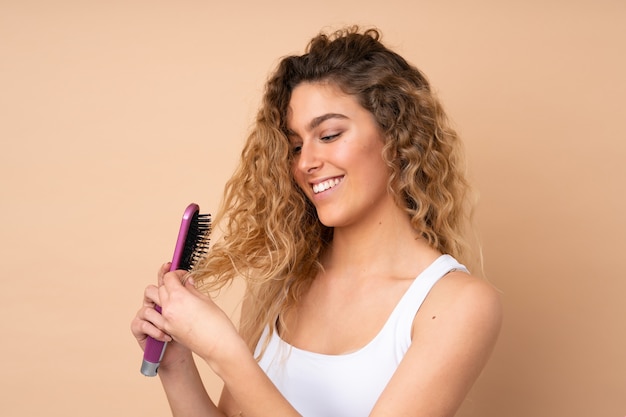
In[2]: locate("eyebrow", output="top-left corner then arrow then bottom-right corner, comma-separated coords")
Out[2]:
287,113 -> 348,137
307,113 -> 348,131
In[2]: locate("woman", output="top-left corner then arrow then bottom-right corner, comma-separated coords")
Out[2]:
131,26 -> 502,417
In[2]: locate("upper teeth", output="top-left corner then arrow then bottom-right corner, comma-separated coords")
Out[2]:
313,178 -> 341,194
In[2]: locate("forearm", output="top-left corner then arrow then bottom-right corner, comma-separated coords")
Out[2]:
159,353 -> 224,417
208,341 -> 301,417
154,278 -> 298,416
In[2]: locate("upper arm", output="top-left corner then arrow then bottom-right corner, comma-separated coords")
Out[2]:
370,273 -> 502,417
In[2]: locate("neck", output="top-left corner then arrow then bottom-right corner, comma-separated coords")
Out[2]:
322,206 -> 440,281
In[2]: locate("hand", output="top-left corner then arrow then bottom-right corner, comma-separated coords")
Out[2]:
157,269 -> 245,366
130,262 -> 192,371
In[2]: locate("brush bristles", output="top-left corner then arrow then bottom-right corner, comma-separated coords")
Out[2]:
181,213 -> 211,271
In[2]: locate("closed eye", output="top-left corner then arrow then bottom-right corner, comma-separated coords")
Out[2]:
321,133 -> 341,142
290,132 -> 341,156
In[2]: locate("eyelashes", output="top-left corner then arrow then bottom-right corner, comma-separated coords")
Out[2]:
291,132 -> 342,155
320,133 -> 341,142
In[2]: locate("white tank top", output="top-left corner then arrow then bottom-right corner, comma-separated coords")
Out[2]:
255,255 -> 468,417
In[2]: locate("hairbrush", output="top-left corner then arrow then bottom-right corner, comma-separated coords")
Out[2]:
140,203 -> 211,376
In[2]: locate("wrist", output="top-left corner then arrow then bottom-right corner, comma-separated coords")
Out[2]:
205,337 -> 253,381
157,349 -> 195,376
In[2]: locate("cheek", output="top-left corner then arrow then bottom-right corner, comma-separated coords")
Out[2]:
291,164 -> 308,192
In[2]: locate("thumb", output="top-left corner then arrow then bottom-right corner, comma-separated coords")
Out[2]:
184,277 -> 205,297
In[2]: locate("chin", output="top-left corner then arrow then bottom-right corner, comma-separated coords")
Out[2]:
315,212 -> 337,228
316,211 -> 351,229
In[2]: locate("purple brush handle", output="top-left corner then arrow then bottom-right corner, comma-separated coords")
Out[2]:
141,203 -> 199,376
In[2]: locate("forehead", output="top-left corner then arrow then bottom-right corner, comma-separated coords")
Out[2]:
286,82 -> 362,131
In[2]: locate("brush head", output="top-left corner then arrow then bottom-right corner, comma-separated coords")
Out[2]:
180,211 -> 211,271
171,203 -> 211,272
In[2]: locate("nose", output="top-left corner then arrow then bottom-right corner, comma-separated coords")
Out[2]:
296,140 -> 322,174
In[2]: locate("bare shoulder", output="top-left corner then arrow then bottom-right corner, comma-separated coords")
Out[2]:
438,270 -> 501,315
414,270 -> 502,345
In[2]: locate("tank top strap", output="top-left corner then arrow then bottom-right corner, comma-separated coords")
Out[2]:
391,254 -> 469,351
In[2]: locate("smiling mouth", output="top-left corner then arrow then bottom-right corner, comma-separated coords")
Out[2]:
312,177 -> 343,194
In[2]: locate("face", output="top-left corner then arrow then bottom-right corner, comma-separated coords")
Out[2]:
287,82 -> 395,229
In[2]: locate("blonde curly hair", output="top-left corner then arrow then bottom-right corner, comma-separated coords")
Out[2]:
192,26 -> 475,353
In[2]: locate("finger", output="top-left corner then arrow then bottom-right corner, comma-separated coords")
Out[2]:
143,284 -> 160,306
184,276 -> 195,288
162,270 -> 188,289
157,282 -> 169,307
184,277 -> 208,299
157,262 -> 172,285
131,309 -> 172,343
159,271 -> 186,309
139,318 -> 173,343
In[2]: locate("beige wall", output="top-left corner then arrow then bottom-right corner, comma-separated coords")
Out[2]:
1,1 -> 624,416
